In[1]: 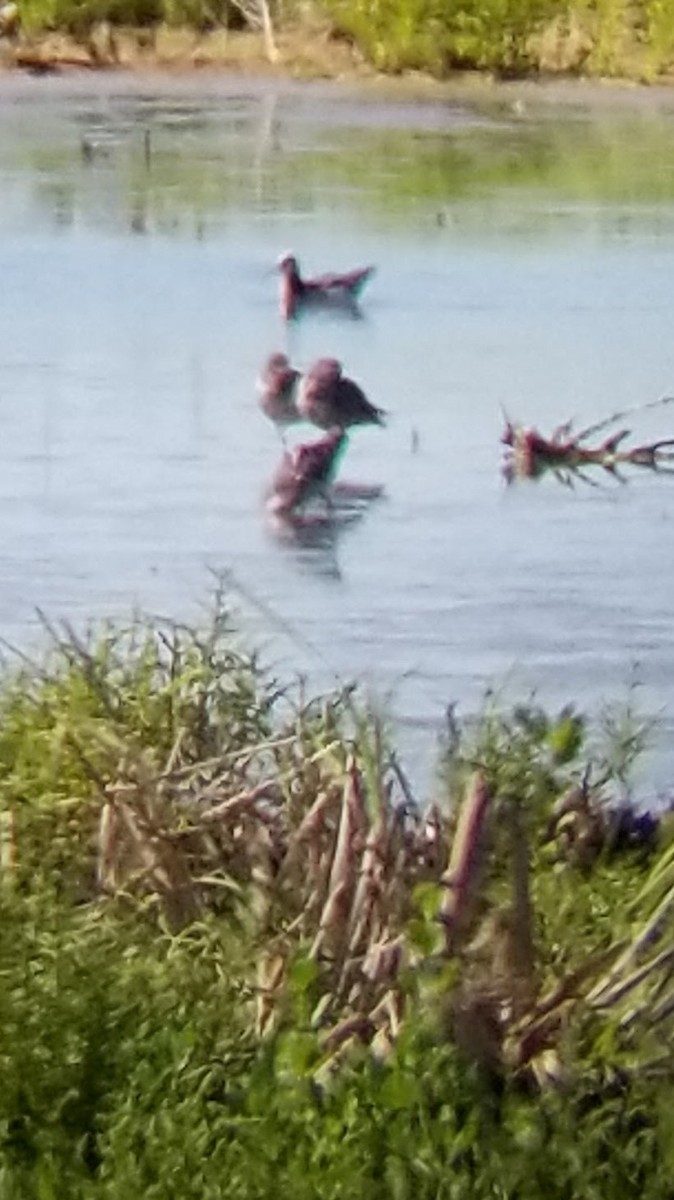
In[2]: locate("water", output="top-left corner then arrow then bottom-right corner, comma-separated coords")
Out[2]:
2,71 -> 674,798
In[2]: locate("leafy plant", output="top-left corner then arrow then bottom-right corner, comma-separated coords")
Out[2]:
2,601 -> 674,1196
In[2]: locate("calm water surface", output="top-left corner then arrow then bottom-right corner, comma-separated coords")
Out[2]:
2,71 -> 674,796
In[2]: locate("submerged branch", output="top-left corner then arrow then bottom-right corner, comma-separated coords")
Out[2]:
502,414 -> 674,484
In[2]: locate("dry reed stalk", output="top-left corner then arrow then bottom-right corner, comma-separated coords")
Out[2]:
115,796 -> 200,927
250,823 -> 276,927
311,880 -> 352,961
97,800 -> 119,891
306,764 -> 368,964
529,1047 -> 566,1090
590,946 -> 674,1011
280,788 -> 342,905
439,772 -> 491,951
369,987 -> 404,1038
421,803 -> 445,873
198,781 -> 280,825
347,812 -> 388,952
163,727 -> 186,778
155,734 -> 297,785
307,842 -> 334,929
255,950 -> 286,1037
339,814 -> 413,1006
321,1013 -> 375,1052
507,799 -> 537,1014
587,883 -> 674,1005
362,936 -> 404,987
646,988 -> 674,1029
514,951 -> 613,1035
371,1026 -> 394,1061
0,806 -> 16,880
325,757 -> 367,903
288,789 -> 341,848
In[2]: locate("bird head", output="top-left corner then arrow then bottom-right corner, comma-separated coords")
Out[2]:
277,251 -> 298,275
266,351 -> 291,374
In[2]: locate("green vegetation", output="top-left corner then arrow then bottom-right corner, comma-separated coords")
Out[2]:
320,0 -> 674,78
15,0 -> 231,38
323,0 -> 558,75
3,0 -> 674,78
2,598 -> 674,1197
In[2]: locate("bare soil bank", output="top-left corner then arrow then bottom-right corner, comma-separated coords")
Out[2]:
0,23 -> 370,76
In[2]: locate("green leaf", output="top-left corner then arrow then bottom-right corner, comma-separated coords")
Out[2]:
275,1031 -> 319,1080
379,1068 -> 419,1110
289,954 -> 319,996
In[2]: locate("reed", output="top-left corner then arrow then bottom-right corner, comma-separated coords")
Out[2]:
3,598 -> 674,1194
6,0 -> 674,78
2,599 -> 672,1087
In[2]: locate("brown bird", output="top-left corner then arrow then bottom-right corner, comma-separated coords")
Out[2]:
277,252 -> 375,321
297,358 -> 385,431
266,427 -> 348,516
256,352 -> 301,429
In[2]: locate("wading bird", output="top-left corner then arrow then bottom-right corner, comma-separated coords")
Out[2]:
257,351 -> 301,430
297,358 -> 385,431
266,427 -> 348,516
277,252 -> 375,321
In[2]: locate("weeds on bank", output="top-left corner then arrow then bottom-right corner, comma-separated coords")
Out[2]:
2,599 -> 674,1195
7,0 -> 674,77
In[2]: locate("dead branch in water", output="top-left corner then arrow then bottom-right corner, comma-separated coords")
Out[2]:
502,414 -> 674,483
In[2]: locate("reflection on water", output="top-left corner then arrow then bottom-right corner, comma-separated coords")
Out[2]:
265,480 -> 386,568
3,73 -> 674,796
267,511 -> 367,582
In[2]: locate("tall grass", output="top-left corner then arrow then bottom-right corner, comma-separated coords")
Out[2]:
17,0 -> 233,36
321,0 -> 674,76
9,0 -> 674,76
2,601 -> 674,1195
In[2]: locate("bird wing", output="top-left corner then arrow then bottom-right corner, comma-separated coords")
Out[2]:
338,378 -> 385,425
308,267 -> 375,294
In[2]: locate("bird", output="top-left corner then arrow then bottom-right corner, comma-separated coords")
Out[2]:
296,358 -> 385,431
266,427 -> 348,516
277,252 -> 375,321
256,351 -> 301,429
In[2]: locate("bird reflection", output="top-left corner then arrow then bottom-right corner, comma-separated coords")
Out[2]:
265,486 -> 384,581
263,424 -> 384,579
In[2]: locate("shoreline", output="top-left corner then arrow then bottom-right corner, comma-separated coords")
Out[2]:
2,24 -> 674,110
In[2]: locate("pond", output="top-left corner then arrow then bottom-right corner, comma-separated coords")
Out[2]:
2,69 -> 674,798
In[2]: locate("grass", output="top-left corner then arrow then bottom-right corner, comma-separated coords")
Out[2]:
2,596 -> 674,1195
4,0 -> 674,79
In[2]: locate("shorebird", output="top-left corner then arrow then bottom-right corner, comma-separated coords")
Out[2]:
266,427 -> 348,516
256,351 -> 301,430
297,358 -> 385,431
277,252 -> 375,321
